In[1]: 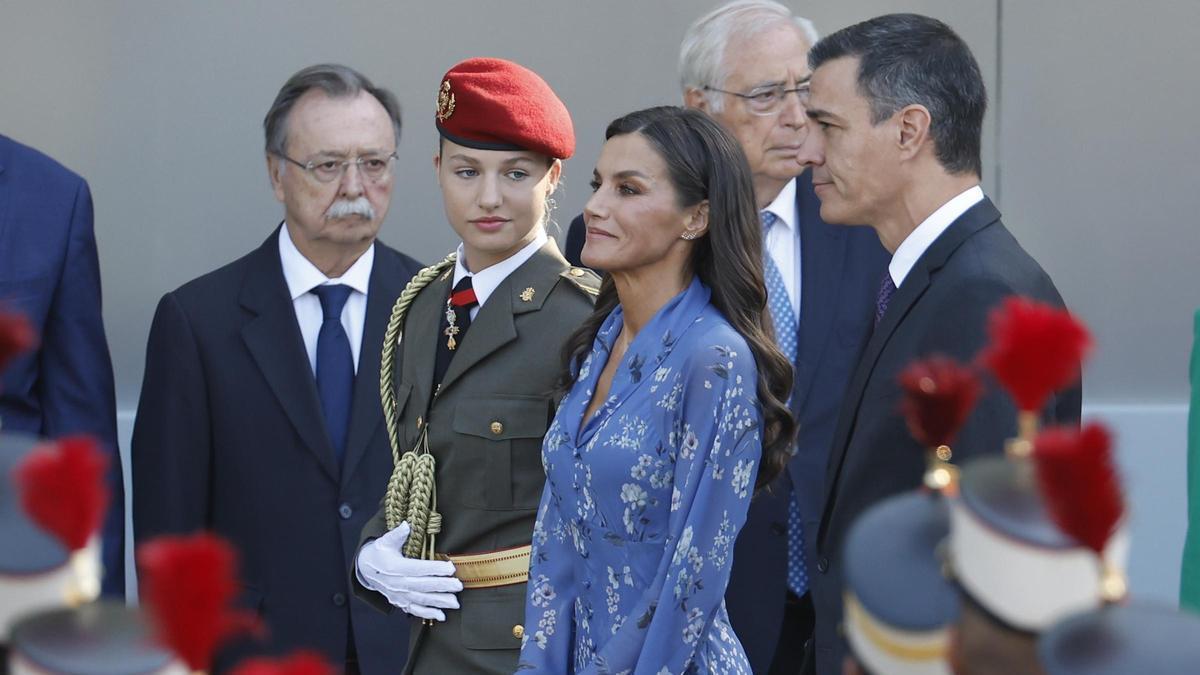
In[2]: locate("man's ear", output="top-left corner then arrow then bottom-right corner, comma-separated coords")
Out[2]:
896,104 -> 932,161
684,87 -> 709,112
267,154 -> 285,203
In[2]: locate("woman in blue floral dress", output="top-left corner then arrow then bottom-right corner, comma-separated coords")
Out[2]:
517,107 -> 797,674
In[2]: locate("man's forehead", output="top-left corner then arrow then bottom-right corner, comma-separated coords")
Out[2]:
809,57 -> 861,105
722,25 -> 811,84
287,90 -> 393,150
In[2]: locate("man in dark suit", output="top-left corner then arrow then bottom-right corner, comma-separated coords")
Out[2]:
798,14 -> 1081,673
0,135 -> 124,599
132,64 -> 420,674
567,3 -> 888,672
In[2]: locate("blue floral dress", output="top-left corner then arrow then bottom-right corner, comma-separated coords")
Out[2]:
517,277 -> 760,674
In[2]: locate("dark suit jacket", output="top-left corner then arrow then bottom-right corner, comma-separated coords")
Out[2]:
808,198 -> 1082,675
0,135 -> 123,597
354,242 -> 598,675
132,230 -> 420,674
565,171 -> 888,671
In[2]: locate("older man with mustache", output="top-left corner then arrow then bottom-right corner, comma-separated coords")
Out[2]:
132,64 -> 421,674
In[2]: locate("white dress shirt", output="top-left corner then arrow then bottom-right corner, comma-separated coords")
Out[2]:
762,177 -> 801,318
889,185 -> 985,288
452,231 -> 548,320
278,224 -> 373,374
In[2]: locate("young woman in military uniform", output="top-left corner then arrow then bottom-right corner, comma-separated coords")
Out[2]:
352,57 -> 599,675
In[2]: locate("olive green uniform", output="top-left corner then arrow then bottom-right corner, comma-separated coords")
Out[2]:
355,241 -> 598,674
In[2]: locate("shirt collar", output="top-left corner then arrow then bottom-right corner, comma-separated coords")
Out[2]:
888,185 -> 984,287
762,177 -> 798,232
278,223 -> 374,300
452,230 -> 548,308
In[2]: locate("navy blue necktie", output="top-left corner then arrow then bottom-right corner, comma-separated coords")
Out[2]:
313,284 -> 354,466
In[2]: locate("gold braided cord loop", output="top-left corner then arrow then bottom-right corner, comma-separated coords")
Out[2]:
380,252 -> 457,559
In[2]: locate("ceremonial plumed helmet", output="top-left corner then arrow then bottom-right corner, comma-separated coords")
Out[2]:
435,57 -> 575,160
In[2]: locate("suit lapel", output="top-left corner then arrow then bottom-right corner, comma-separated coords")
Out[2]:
792,171 -> 849,413
817,198 -> 1002,545
341,244 -> 408,486
436,242 -> 566,395
239,228 -> 339,482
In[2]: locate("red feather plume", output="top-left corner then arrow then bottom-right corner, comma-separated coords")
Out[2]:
1033,422 -> 1124,555
0,309 -> 37,374
14,435 -> 110,551
979,297 -> 1091,412
228,651 -> 337,675
137,534 -> 263,670
898,355 -> 983,448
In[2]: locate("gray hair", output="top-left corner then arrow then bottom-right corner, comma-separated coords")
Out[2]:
263,63 -> 402,158
679,0 -> 819,112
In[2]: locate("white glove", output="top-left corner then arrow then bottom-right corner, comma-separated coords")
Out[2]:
356,521 -> 463,621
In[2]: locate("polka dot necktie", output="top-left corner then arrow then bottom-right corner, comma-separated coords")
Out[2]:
762,211 -> 808,597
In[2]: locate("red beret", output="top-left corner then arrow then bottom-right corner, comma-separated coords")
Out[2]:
435,57 -> 575,160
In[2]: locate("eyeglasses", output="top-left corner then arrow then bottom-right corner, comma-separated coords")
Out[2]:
703,83 -> 810,116
275,152 -> 398,184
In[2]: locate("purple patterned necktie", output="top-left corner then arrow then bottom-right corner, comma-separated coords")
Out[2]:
875,272 -> 896,326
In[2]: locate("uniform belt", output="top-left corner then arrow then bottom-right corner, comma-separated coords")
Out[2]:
438,544 -> 531,589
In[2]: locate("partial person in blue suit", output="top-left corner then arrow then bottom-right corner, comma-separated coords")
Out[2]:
564,3 -> 887,672
0,134 -> 124,598
132,65 -> 421,674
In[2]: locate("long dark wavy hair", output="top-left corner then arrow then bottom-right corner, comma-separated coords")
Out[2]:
560,106 -> 796,489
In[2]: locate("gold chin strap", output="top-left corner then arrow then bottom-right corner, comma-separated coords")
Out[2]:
380,252 -> 457,560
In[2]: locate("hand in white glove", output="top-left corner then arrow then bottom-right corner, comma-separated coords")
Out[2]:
356,521 -> 463,621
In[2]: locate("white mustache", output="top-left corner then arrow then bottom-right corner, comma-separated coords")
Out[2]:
325,197 -> 375,220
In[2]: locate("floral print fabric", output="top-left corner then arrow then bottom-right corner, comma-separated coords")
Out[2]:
517,278 -> 761,674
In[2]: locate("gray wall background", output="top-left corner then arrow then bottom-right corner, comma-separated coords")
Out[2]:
2,1 -> 1197,603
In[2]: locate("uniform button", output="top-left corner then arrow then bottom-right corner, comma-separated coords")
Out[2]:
332,592 -> 347,607
490,421 -> 504,435
338,503 -> 353,519
416,416 -> 423,429
569,268 -> 585,277
770,523 -> 786,536
512,625 -> 525,639
817,557 -> 830,573
583,579 -> 591,590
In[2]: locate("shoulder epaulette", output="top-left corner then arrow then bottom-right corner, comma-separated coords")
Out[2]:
559,267 -> 601,297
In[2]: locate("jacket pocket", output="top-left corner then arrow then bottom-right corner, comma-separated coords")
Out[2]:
459,585 -> 526,651
452,395 -> 551,509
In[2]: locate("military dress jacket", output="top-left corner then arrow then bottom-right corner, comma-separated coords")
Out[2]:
355,240 -> 598,675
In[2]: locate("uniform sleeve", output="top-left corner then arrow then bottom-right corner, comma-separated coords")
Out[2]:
36,179 -> 124,596
131,293 -> 211,544
351,501 -> 396,614
587,339 -> 762,675
517,481 -> 576,672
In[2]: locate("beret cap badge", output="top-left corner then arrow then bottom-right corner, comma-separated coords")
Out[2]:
436,79 -> 455,122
